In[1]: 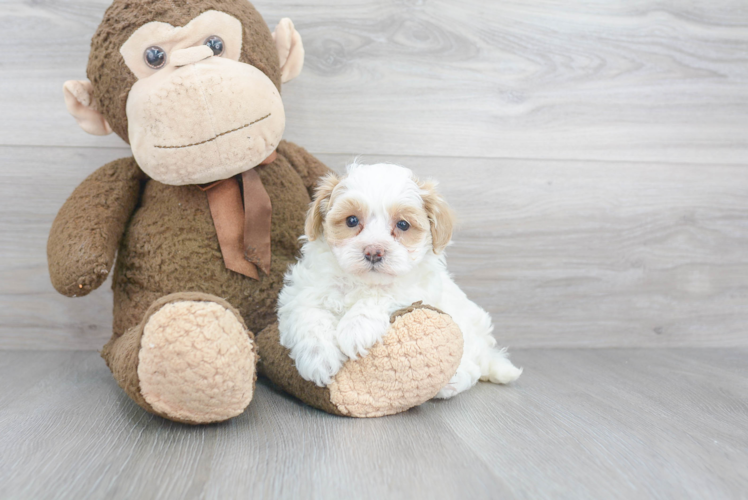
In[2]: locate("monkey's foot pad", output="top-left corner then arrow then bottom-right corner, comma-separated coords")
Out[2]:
258,305 -> 464,418
138,300 -> 256,424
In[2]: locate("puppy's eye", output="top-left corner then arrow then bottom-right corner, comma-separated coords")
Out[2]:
396,220 -> 410,231
144,46 -> 167,69
204,36 -> 225,56
346,216 -> 359,228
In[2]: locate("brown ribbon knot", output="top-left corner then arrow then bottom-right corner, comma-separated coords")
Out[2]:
199,151 -> 276,279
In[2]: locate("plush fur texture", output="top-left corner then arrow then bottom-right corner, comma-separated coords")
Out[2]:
101,291 -> 256,425
88,0 -> 281,142
49,140 -> 329,422
138,298 -> 256,423
258,304 -> 463,417
109,143 -> 315,339
256,322 -> 343,415
278,163 -> 522,398
47,157 -> 146,297
120,10 -> 288,185
50,0 -> 471,423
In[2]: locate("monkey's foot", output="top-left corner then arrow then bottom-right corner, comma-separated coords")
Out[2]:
103,293 -> 256,424
258,303 -> 463,417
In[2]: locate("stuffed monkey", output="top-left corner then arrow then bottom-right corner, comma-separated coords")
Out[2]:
49,0 -> 462,423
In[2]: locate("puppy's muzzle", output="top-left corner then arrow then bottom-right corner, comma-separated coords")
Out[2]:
363,245 -> 385,264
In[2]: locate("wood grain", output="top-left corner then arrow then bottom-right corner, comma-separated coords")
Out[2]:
2,0 -> 747,348
2,145 -> 746,349
0,349 -> 745,499
1,1 -> 745,496
0,0 -> 747,163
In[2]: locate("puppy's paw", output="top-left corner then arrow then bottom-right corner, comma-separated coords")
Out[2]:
336,313 -> 390,360
434,362 -> 481,399
290,338 -> 347,387
480,349 -> 523,384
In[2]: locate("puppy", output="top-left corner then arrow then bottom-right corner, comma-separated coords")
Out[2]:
277,162 -> 522,398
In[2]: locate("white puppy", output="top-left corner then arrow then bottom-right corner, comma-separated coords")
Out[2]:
277,163 -> 522,398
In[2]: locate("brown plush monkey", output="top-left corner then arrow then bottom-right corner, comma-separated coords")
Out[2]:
49,0 -> 462,423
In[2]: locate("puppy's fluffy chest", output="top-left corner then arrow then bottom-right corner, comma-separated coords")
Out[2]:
326,265 -> 444,319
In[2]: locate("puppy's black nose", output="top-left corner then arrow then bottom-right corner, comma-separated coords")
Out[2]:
364,246 -> 385,264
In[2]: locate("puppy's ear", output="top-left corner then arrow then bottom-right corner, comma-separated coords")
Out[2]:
419,180 -> 455,254
305,172 -> 340,241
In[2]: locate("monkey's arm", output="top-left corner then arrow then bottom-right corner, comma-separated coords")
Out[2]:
47,157 -> 146,297
276,140 -> 333,197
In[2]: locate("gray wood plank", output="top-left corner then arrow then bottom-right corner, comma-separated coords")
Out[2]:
437,348 -> 748,499
0,349 -> 745,499
0,0 -> 747,163
2,146 -> 746,349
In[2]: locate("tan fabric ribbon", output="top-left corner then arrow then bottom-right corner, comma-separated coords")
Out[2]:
199,151 -> 276,279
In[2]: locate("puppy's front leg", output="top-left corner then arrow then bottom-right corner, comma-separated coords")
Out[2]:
280,308 -> 347,387
336,301 -> 391,359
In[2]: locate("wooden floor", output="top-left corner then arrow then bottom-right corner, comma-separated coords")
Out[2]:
1,0 -> 747,498
0,349 -> 746,499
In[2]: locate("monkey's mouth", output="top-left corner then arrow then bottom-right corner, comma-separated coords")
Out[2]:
153,113 -> 271,150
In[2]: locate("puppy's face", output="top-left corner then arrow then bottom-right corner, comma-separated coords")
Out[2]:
305,163 -> 454,280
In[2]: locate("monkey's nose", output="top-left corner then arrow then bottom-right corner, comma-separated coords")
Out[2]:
363,246 -> 385,264
171,45 -> 214,67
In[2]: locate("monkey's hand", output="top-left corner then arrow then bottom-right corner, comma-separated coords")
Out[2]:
47,157 -> 145,297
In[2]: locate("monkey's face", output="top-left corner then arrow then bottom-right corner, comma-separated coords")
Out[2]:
64,3 -> 304,184
120,10 -> 285,185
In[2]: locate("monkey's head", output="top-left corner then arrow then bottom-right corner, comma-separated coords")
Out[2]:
63,0 -> 304,185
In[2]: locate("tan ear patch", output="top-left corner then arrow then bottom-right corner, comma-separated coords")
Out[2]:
305,172 -> 340,240
418,180 -> 455,253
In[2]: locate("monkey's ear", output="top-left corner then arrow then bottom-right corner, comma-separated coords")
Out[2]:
62,80 -> 113,136
272,18 -> 304,84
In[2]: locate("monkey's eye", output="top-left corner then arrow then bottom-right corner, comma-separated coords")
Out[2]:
396,220 -> 410,231
204,36 -> 225,56
143,46 -> 167,69
346,216 -> 359,228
